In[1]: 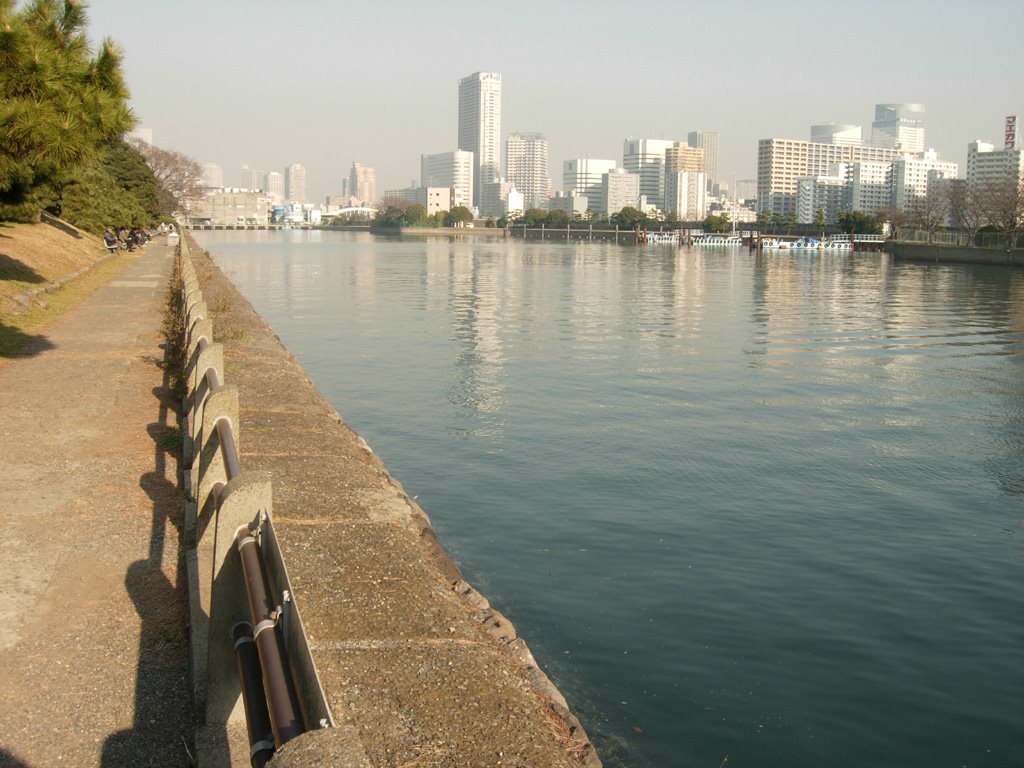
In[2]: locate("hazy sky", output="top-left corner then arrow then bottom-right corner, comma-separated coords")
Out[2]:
82,0 -> 1021,203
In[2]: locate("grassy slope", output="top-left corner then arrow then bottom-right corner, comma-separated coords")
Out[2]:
0,220 -> 134,359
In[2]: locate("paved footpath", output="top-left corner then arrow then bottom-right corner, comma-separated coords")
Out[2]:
0,241 -> 193,767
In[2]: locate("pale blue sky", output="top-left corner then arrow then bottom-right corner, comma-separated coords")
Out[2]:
82,0 -> 1022,202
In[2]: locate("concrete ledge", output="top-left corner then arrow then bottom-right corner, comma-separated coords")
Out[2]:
887,240 -> 1024,266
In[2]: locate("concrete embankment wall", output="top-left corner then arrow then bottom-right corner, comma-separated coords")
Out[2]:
887,241 -> 1024,267
183,235 -> 601,768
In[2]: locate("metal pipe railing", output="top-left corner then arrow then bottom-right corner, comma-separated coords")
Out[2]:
235,525 -> 306,748
232,622 -> 276,768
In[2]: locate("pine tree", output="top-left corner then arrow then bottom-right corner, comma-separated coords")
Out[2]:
0,0 -> 135,221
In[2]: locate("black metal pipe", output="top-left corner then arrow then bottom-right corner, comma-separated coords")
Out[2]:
235,525 -> 306,747
232,622 -> 275,768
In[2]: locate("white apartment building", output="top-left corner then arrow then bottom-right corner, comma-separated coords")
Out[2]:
285,163 -> 306,204
687,131 -> 719,191
871,103 -> 926,153
757,138 -> 900,216
264,172 -> 284,204
505,132 -> 549,211
890,150 -> 958,210
458,71 -> 501,215
967,141 -> 1024,188
665,171 -> 706,220
623,139 -> 674,211
421,150 -> 474,210
796,169 -> 848,224
848,160 -> 892,215
239,165 -> 264,190
563,158 -> 617,215
811,124 -> 863,146
202,163 -> 223,189
349,162 -> 376,206
602,169 -> 640,215
548,191 -> 589,219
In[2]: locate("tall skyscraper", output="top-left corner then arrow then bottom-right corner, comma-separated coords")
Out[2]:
505,132 -> 549,210
265,171 -> 284,203
240,165 -> 264,190
622,139 -> 674,210
458,71 -> 501,214
871,104 -> 926,154
202,163 -> 223,188
421,150 -> 474,209
349,162 -> 376,205
687,131 -> 720,192
563,158 -> 617,214
285,163 -> 306,203
664,142 -> 705,217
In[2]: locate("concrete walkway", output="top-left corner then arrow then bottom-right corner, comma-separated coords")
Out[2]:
0,241 -> 192,767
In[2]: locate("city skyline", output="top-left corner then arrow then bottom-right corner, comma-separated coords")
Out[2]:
83,0 -> 1021,203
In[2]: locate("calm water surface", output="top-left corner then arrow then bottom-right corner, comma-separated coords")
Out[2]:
197,231 -> 1024,768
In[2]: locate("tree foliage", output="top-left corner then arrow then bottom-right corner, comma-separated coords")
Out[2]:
1,0 -> 135,221
703,213 -> 731,233
59,139 -> 160,232
128,139 -> 204,217
611,206 -> 646,229
837,209 -> 883,235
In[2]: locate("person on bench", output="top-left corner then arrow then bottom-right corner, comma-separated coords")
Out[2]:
103,227 -> 119,253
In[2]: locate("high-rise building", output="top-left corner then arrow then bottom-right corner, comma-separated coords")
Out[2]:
458,71 -> 501,214
871,103 -> 926,153
421,150 -> 474,209
349,162 -> 376,205
601,169 -> 640,215
687,131 -> 720,192
848,161 -> 893,216
563,158 -> 617,214
202,163 -> 223,188
265,172 -> 284,203
796,168 -> 848,224
285,163 -> 306,203
505,132 -> 549,210
664,142 -> 705,217
810,124 -> 863,146
757,138 -> 900,216
240,165 -> 264,190
890,150 -> 958,210
623,139 -> 674,210
967,140 -> 1024,189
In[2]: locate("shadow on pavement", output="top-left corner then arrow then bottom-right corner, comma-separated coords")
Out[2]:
0,321 -> 54,358
0,748 -> 34,768
101,360 -> 196,767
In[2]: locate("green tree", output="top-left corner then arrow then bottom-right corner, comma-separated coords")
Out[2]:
813,209 -> 826,228
1,0 -> 135,221
521,208 -> 548,227
837,209 -> 883,235
546,208 -> 569,228
404,203 -> 426,225
703,213 -> 731,233
445,206 -> 473,226
58,139 -> 160,232
612,206 -> 645,229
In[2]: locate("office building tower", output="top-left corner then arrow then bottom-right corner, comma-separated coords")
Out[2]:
349,162 -> 376,205
265,172 -> 284,203
687,131 -> 720,192
871,103 -> 926,154
563,158 -> 617,214
458,71 -> 501,214
202,163 -> 223,189
421,150 -> 474,209
622,139 -> 673,210
601,169 -> 640,215
810,124 -> 863,146
505,132 -> 549,210
796,168 -> 849,224
285,163 -> 306,204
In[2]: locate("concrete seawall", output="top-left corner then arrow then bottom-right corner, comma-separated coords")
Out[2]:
185,236 -> 601,767
887,240 -> 1024,267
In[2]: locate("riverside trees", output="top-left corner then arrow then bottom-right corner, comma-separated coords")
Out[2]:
0,0 -> 136,224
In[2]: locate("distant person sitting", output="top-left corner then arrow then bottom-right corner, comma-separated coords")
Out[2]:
103,228 -> 119,254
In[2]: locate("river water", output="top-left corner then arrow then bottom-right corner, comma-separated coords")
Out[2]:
196,230 -> 1024,768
